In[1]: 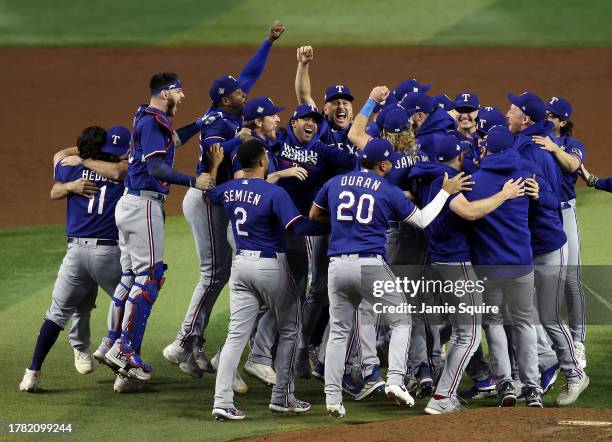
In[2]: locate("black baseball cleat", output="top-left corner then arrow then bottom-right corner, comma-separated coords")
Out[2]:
497,380 -> 517,407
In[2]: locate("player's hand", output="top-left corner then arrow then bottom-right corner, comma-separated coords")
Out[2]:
237,127 -> 252,142
502,178 -> 525,200
61,155 -> 84,167
297,46 -> 314,64
195,173 -> 215,191
281,165 -> 308,181
580,163 -> 599,187
267,20 -> 286,42
207,143 -> 224,168
70,178 -> 98,198
369,86 -> 390,104
523,177 -> 539,200
532,135 -> 559,153
442,172 -> 475,194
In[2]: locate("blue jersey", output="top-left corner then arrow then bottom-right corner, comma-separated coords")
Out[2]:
596,177 -> 612,193
465,150 -> 533,275
319,120 -> 359,175
385,149 -> 429,190
231,133 -> 281,175
275,127 -> 356,215
314,170 -> 417,257
556,134 -> 586,201
125,106 -> 176,195
54,163 -> 124,239
206,178 -> 302,254
416,108 -> 457,158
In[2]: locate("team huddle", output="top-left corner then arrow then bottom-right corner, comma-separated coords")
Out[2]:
20,21 -> 611,420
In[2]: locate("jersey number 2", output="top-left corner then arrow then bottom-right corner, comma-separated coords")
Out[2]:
337,191 -> 374,224
234,207 -> 249,236
87,185 -> 107,215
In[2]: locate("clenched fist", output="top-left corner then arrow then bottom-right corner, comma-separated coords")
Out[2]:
267,21 -> 286,42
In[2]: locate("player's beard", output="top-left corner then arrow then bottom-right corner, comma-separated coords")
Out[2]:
167,97 -> 178,116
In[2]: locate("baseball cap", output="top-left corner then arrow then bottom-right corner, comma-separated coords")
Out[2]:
401,92 -> 434,115
394,79 -> 431,101
324,84 -> 354,103
433,94 -> 455,111
243,97 -> 284,121
209,75 -> 243,103
545,96 -> 572,119
291,104 -> 323,123
485,126 -> 515,153
454,92 -> 479,112
507,92 -> 546,122
101,126 -> 131,156
359,138 -> 393,162
476,106 -> 507,136
382,108 -> 409,133
436,134 -> 469,162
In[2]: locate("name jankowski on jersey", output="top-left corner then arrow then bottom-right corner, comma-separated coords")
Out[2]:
341,174 -> 381,191
222,187 -> 262,206
280,144 -> 318,166
81,169 -> 119,184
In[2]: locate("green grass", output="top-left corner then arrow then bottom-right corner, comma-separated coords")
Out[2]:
0,188 -> 611,441
0,0 -> 611,47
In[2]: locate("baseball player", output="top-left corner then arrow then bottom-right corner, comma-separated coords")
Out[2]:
465,126 -> 543,407
165,22 -> 286,376
19,125 -> 130,392
309,136 -> 473,418
103,72 -> 215,381
581,165 -> 612,192
403,92 -> 456,159
210,138 -> 329,420
408,134 -> 526,414
451,92 -> 480,142
532,96 -> 588,368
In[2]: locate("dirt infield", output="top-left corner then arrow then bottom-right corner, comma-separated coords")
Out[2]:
243,408 -> 612,442
2,47 -> 611,228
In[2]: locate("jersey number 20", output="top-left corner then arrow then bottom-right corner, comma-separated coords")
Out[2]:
337,191 -> 374,224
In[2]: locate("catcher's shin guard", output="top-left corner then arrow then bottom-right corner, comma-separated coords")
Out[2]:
107,270 -> 134,342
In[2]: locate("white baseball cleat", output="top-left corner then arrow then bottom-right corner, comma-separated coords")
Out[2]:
162,341 -> 190,365
326,403 -> 346,418
113,374 -> 151,394
74,348 -> 95,374
19,369 -> 41,392
244,361 -> 276,386
93,337 -> 114,368
555,375 -> 590,406
573,342 -> 586,369
425,396 -> 465,415
211,348 -> 248,393
212,407 -> 246,420
385,384 -> 415,407
269,398 -> 311,414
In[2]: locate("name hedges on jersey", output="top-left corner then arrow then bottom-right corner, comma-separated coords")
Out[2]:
81,169 -> 119,185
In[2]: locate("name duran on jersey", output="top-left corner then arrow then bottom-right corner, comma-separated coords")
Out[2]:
340,174 -> 382,192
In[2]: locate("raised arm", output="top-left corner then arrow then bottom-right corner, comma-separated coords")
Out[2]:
295,46 -> 316,106
348,86 -> 389,150
450,178 -> 525,221
237,21 -> 285,94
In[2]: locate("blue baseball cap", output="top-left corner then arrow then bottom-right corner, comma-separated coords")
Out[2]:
359,138 -> 393,162
507,92 -> 546,122
433,94 -> 455,111
209,75 -> 243,103
291,104 -> 323,123
485,126 -> 515,153
546,96 -> 572,119
382,108 -> 409,133
436,134 -> 469,162
243,97 -> 284,121
401,92 -> 434,115
101,126 -> 131,156
477,106 -> 507,136
454,92 -> 479,112
394,79 -> 431,102
324,84 -> 354,103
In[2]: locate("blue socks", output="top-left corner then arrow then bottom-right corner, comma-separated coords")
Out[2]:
29,319 -> 62,371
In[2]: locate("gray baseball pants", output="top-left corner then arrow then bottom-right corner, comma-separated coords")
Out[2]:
214,252 -> 300,408
562,200 -> 586,343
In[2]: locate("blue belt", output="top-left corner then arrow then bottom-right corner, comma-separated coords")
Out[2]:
127,188 -> 166,202
237,249 -> 278,259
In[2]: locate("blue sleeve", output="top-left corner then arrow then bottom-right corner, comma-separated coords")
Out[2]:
535,173 -> 560,210
205,185 -> 223,205
54,162 -> 77,182
567,139 -> 586,164
596,178 -> 612,193
313,180 -> 331,211
320,144 -> 358,170
237,40 -> 273,94
141,119 -> 168,159
271,188 -> 303,228
146,156 -> 195,187
176,121 -> 200,145
290,217 -> 331,236
390,185 -> 417,220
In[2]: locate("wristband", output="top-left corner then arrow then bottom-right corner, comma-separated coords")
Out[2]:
359,99 -> 378,118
